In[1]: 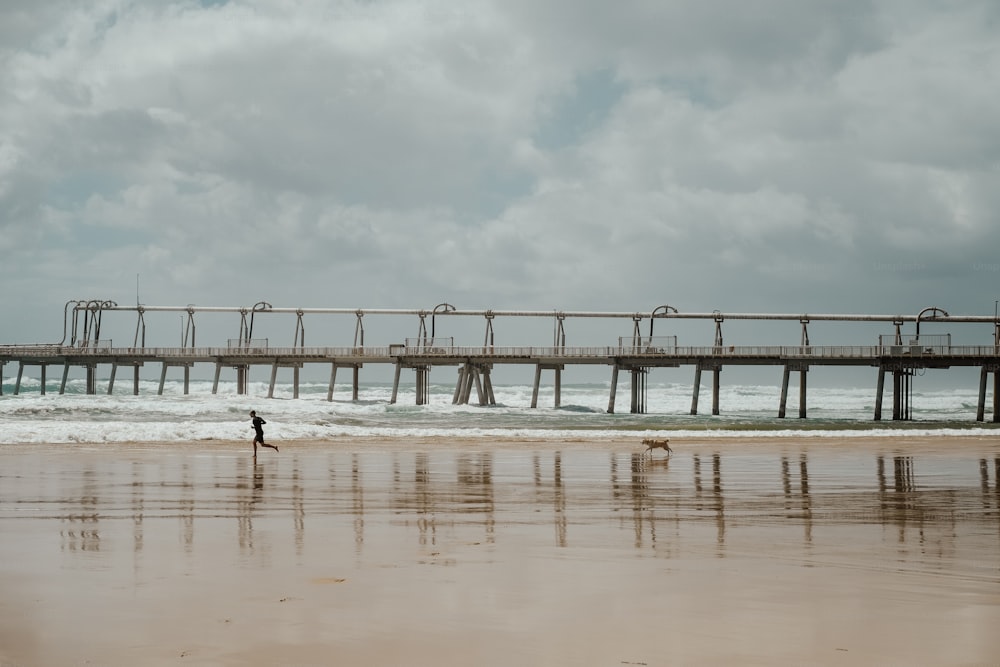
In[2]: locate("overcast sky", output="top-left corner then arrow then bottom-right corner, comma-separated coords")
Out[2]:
2,0 -> 999,348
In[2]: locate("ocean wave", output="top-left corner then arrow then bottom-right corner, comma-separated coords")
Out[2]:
2,378 -> 997,444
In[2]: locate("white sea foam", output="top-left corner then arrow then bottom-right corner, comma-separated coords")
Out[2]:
1,377 -> 996,444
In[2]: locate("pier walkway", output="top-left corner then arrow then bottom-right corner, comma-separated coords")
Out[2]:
2,302 -> 999,421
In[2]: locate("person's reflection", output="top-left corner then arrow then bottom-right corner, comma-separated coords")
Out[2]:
236,457 -> 261,553
254,460 -> 264,497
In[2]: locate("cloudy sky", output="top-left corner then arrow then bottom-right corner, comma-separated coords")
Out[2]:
2,0 -> 999,348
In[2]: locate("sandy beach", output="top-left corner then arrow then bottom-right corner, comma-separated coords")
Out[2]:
2,434 -> 999,666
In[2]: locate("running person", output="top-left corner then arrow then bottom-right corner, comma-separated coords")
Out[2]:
250,410 -> 278,456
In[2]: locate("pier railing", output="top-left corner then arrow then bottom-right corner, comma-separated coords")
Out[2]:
3,343 -> 998,360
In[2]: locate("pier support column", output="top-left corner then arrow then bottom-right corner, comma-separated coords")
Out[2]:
60,363 -> 70,394
874,367 -> 886,421
712,366 -> 721,416
994,370 -> 1000,423
40,364 -> 47,396
891,369 -> 913,421
268,362 -> 279,398
14,362 -> 24,394
607,365 -> 619,414
630,368 -> 647,414
977,367 -> 988,421
0,362 -> 3,396
798,367 -> 808,419
466,367 -> 477,404
470,368 -> 483,405
531,365 -> 542,408
327,363 -> 361,401
483,367 -> 495,406
554,366 -> 562,408
86,365 -> 97,395
530,364 -> 563,408
892,370 -> 900,420
454,365 -> 472,405
213,363 -> 222,395
414,366 -> 430,405
390,363 -> 401,404
267,363 -> 301,397
453,366 -> 466,404
779,366 -> 790,418
236,365 -> 248,395
133,364 -> 140,396
690,365 -> 702,415
983,366 -> 1000,423
108,362 -> 118,395
453,364 -> 496,406
328,363 -> 339,402
904,370 -> 912,420
451,362 -> 496,405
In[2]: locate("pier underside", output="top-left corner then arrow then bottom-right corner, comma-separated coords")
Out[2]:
3,349 -> 999,423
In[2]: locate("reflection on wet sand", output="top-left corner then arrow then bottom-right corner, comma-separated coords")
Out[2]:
11,449 -> 999,565
3,443 -> 1000,666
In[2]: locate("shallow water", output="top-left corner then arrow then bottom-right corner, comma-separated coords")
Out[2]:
3,378 -> 999,444
2,441 -> 999,665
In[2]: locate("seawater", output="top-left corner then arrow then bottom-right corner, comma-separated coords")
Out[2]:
2,375 -> 997,444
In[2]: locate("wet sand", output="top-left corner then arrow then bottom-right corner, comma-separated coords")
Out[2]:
2,435 -> 999,666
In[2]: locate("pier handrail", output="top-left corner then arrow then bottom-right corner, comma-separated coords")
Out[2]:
4,344 -> 998,360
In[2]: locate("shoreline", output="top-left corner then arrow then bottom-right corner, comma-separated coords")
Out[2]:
3,432 -> 1000,458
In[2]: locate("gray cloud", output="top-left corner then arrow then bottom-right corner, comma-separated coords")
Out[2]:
1,0 -> 998,347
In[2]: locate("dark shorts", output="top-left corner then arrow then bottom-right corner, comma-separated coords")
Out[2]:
253,432 -> 264,443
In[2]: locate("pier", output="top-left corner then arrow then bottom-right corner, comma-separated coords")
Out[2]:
2,301 -> 999,422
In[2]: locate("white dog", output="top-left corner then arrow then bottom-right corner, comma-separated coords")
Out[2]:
642,438 -> 672,456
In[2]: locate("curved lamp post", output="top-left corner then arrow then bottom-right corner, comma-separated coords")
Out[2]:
649,305 -> 678,338
431,302 -> 456,340
248,301 -> 272,344
915,306 -> 949,342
